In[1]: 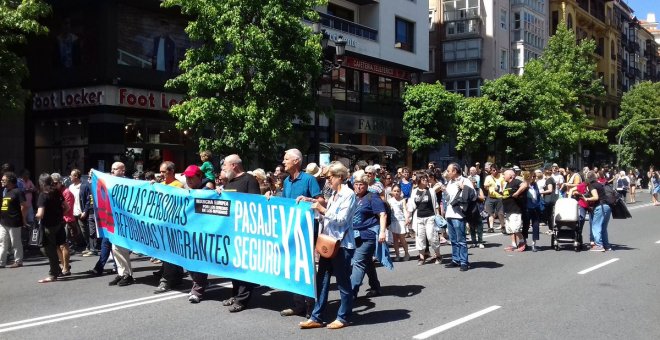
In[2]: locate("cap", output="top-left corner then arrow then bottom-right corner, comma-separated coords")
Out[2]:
305,163 -> 322,177
552,163 -> 559,167
182,165 -> 202,177
513,165 -> 521,171
373,164 -> 381,170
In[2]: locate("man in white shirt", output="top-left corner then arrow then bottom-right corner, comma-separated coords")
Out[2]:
68,169 -> 87,252
444,163 -> 474,272
551,163 -> 564,195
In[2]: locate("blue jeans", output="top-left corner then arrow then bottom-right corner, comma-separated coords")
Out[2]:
590,204 -> 611,248
447,218 -> 468,265
311,247 -> 354,324
523,207 -> 541,241
350,238 -> 380,297
93,237 -> 116,273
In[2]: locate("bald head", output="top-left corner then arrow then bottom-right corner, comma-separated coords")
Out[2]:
111,162 -> 125,177
503,169 -> 515,181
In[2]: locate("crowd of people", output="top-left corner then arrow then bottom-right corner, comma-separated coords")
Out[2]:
1,155 -> 659,329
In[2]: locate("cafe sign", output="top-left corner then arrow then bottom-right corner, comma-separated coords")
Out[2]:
343,56 -> 411,81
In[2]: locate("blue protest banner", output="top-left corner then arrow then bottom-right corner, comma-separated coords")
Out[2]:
91,170 -> 316,298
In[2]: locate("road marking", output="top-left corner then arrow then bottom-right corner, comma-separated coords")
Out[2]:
412,305 -> 501,339
655,240 -> 660,244
578,258 -> 619,275
628,203 -> 654,210
0,282 -> 231,334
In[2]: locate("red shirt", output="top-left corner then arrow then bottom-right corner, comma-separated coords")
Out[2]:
575,182 -> 589,209
61,188 -> 75,223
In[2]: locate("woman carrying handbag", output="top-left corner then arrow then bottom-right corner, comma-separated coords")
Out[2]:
300,162 -> 357,330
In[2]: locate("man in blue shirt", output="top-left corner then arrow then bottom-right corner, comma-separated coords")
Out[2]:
278,148 -> 325,318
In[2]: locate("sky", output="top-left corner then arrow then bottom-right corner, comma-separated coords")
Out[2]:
624,0 -> 658,24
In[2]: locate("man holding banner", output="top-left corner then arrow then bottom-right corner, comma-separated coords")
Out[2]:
220,154 -> 261,313
154,161 -> 186,294
278,148 -> 325,318
182,164 -> 215,303
107,162 -> 135,287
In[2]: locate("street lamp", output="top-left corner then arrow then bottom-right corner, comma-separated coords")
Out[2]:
311,23 -> 347,163
616,117 -> 660,168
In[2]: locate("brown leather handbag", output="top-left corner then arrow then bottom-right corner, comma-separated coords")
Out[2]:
315,233 -> 340,259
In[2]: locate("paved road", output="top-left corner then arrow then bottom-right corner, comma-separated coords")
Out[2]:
1,193 -> 659,339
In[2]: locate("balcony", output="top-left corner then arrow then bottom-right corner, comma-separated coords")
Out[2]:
342,0 -> 378,4
318,12 -> 378,41
443,9 -> 480,22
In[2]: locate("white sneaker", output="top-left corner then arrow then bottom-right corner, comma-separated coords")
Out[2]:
478,244 -> 485,249
188,295 -> 201,303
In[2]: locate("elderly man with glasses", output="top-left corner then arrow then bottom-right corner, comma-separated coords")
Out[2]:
365,165 -> 384,195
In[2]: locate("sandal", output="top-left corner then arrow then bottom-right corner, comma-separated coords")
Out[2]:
221,297 -> 236,306
38,276 -> 57,283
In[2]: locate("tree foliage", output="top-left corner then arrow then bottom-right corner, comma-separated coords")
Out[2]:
609,81 -> 660,168
523,22 -> 606,158
0,0 -> 50,113
454,96 -> 502,153
481,74 -> 538,160
162,0 -> 325,156
401,82 -> 461,152
403,21 -> 606,164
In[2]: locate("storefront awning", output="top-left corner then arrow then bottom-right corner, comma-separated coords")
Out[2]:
320,143 -> 399,155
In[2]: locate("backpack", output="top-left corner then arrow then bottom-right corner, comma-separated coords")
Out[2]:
589,183 -> 619,207
367,192 -> 392,228
382,200 -> 393,228
601,184 -> 620,206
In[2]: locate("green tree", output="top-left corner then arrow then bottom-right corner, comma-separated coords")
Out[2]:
402,82 -> 461,152
0,0 -> 50,113
481,74 -> 538,162
609,81 -> 660,168
522,22 -> 606,159
454,96 -> 503,155
162,0 -> 324,156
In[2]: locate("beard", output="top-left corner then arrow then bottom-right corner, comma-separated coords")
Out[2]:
225,169 -> 236,181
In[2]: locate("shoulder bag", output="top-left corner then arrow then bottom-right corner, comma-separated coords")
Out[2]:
315,213 -> 341,259
29,221 -> 44,247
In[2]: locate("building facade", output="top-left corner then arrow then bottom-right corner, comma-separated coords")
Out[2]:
315,0 -> 429,167
25,0 -> 197,176
510,0 -> 549,75
18,0 -> 429,175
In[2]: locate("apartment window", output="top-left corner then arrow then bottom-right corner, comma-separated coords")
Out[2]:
446,19 -> 480,36
446,60 -> 478,76
514,12 -> 521,29
428,48 -> 435,73
429,9 -> 436,30
395,17 -> 415,52
514,47 -> 522,67
443,39 -> 481,61
500,49 -> 508,70
500,9 -> 508,30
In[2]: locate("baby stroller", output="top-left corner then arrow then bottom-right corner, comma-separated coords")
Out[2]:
551,197 -> 583,252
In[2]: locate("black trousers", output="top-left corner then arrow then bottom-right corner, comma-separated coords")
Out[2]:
161,261 -> 184,285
